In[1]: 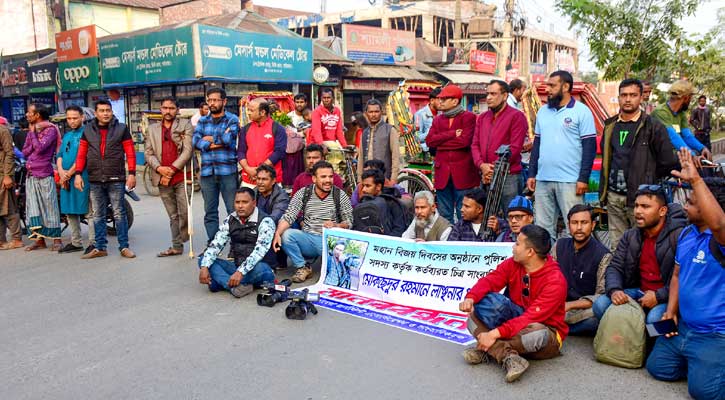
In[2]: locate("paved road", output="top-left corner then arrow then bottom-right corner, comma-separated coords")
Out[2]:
0,188 -> 690,400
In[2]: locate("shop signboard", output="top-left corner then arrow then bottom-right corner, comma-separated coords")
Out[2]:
56,25 -> 98,63
99,26 -> 194,86
342,25 -> 415,66
1,61 -> 28,87
28,62 -> 58,93
469,50 -> 496,74
59,58 -> 101,92
343,79 -> 398,92
530,63 -> 547,83
196,24 -> 313,83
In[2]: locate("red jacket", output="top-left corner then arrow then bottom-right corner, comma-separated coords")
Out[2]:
471,104 -> 528,174
425,111 -> 479,190
309,105 -> 347,146
465,256 -> 569,341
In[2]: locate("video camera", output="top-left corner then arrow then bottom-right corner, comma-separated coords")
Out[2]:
256,279 -> 292,307
285,289 -> 319,320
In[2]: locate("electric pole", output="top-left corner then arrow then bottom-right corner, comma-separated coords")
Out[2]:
499,0 -> 515,79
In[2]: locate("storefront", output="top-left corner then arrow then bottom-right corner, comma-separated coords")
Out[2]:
1,60 -> 29,124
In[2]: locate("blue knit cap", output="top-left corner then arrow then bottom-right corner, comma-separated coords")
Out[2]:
507,196 -> 533,215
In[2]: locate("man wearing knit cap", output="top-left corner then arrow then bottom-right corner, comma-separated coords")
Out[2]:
486,195 -> 534,243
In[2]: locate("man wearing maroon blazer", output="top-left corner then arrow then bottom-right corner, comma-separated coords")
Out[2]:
425,84 -> 479,224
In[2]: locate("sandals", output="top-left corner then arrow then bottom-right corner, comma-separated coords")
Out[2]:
157,248 -> 183,257
25,241 -> 47,252
0,241 -> 23,250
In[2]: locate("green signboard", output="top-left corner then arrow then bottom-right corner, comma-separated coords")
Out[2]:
59,58 -> 101,92
99,26 -> 195,86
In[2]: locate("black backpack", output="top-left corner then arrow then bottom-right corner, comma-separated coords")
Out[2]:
353,196 -> 388,234
380,193 -> 414,236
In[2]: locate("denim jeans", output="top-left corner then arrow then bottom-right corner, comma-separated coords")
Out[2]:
90,182 -> 128,251
199,258 -> 275,292
437,179 -> 473,224
646,321 -> 725,400
281,229 -> 322,269
200,174 -> 238,242
592,288 -> 666,324
474,292 -> 524,330
567,317 -> 600,336
533,181 -> 582,240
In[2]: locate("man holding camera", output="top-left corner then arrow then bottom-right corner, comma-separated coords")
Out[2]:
198,187 -> 276,298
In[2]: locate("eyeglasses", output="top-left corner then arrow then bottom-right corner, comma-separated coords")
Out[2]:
522,274 -> 530,297
508,213 -> 530,222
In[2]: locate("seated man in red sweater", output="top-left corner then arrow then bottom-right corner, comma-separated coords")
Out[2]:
459,224 -> 568,383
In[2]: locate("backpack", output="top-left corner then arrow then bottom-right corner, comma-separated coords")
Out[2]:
380,193 -> 414,236
301,184 -> 342,223
593,299 -> 646,368
353,196 -> 388,234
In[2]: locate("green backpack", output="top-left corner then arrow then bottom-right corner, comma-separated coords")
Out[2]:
593,299 -> 646,368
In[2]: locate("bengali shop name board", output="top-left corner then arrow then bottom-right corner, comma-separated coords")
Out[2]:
342,24 -> 416,66
56,25 -> 98,63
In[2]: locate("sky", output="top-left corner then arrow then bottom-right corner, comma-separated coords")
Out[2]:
258,0 -> 721,72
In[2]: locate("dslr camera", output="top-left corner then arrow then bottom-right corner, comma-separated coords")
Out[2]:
285,289 -> 320,320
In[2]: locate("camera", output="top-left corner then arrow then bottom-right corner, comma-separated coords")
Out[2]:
285,289 -> 320,320
256,279 -> 292,307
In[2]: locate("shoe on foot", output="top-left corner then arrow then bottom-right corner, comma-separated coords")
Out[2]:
84,245 -> 95,255
120,248 -> 136,258
81,248 -> 108,259
230,284 -> 254,298
291,265 -> 313,283
59,243 -> 83,253
502,354 -> 529,383
462,347 -> 491,365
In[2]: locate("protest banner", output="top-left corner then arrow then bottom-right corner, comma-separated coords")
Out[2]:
304,229 -> 514,345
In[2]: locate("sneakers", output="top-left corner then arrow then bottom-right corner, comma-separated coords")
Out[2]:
120,248 -> 136,258
81,248 -> 108,259
59,243 -> 83,254
502,354 -> 529,383
230,284 -> 254,298
462,348 -> 492,365
292,265 -> 313,283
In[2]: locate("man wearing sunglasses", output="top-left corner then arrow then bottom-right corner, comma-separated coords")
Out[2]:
459,225 -> 568,383
593,185 -> 687,324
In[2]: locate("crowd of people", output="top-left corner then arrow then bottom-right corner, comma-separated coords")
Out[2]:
0,70 -> 722,398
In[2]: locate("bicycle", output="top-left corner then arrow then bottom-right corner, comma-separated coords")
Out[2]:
396,156 -> 435,197
326,145 -> 358,196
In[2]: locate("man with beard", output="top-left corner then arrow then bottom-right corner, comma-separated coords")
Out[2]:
652,80 -> 711,165
448,188 -> 487,242
402,190 -> 451,242
472,80 -> 528,213
291,144 -> 344,195
309,88 -> 347,146
486,196 -> 534,243
357,99 -> 400,182
143,97 -> 194,257
527,71 -> 597,240
273,161 -> 353,283
599,79 -> 678,251
354,169 -> 409,236
238,98 -> 286,187
593,185 -> 687,324
414,87 -> 441,153
552,204 -> 612,335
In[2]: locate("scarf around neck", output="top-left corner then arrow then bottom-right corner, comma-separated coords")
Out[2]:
443,104 -> 465,118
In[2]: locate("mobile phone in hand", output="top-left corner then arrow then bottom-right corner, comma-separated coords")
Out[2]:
646,319 -> 677,337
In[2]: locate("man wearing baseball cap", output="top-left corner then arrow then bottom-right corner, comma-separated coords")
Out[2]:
652,80 -> 711,165
486,195 -> 534,243
425,84 -> 479,224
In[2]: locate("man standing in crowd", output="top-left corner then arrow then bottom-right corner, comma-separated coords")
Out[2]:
309,88 -> 347,146
0,118 -> 22,250
599,79 -> 679,251
486,196 -> 534,243
448,188 -> 488,242
459,225 -> 567,383
642,81 -> 655,115
647,149 -> 725,400
190,101 -> 209,128
144,97 -> 194,257
273,161 -> 353,283
57,106 -> 94,254
527,71 -> 597,239
23,103 -> 62,251
472,80 -> 528,213
506,79 -> 527,111
357,99 -> 400,182
288,93 -> 308,129
74,100 -> 136,259
689,95 -> 712,151
414,87 -> 441,153
593,186 -> 686,324
652,80 -> 711,163
552,204 -> 611,335
401,190 -> 451,242
292,144 -> 344,195
198,187 -> 276,298
193,88 -> 239,243
285,93 -> 309,185
426,84 -> 479,224
238,98 -> 286,187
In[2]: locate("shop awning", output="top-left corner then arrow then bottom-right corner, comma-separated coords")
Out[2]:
347,64 -> 431,81
435,69 -> 498,84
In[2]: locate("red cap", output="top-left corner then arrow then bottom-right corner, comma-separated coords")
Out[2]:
0,116 -> 7,126
439,84 -> 463,99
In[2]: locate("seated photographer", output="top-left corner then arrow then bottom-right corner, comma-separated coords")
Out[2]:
486,196 -> 534,243
448,189 -> 488,242
459,225 -> 568,383
552,204 -> 611,336
351,159 -> 409,207
593,185 -> 687,324
354,169 -> 410,236
646,149 -> 725,400
401,191 -> 452,242
198,187 -> 276,298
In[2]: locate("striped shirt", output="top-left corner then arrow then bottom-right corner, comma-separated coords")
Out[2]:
192,112 -> 240,177
282,186 -> 353,235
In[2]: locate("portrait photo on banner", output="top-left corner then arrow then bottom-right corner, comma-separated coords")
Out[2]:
324,236 -> 367,290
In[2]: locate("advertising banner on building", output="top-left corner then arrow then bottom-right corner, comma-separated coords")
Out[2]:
303,229 -> 513,344
28,63 -> 58,93
56,25 -> 99,63
469,49 -> 497,74
1,61 -> 28,87
99,26 -> 194,86
59,58 -> 101,92
196,24 -> 313,83
342,25 -> 415,66
530,63 -> 547,82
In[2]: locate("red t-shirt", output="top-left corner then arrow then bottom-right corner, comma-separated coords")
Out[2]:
161,124 -> 184,186
242,118 -> 282,184
640,227 -> 665,292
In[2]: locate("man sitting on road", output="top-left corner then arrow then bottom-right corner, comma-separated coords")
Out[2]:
254,164 -> 289,224
593,185 -> 687,324
198,187 -> 276,298
351,159 -> 408,207
486,196 -> 534,243
354,169 -> 409,236
459,225 -> 568,383
401,191 -> 451,242
274,161 -> 353,283
291,144 -> 344,195
552,204 -> 612,335
448,189 -> 488,242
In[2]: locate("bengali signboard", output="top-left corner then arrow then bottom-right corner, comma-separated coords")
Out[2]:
342,24 -> 415,66
28,62 -> 58,93
196,24 -> 313,83
469,50 -> 497,74
530,62 -> 547,83
303,229 -> 513,344
99,26 -> 194,86
56,25 -> 98,63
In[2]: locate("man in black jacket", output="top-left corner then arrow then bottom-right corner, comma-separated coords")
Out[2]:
355,169 -> 409,236
593,186 -> 687,324
599,79 -> 679,251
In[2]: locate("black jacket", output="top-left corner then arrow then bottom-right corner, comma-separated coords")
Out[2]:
605,204 -> 687,303
83,117 -> 133,183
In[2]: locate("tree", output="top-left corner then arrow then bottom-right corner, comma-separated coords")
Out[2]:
556,0 -> 700,81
